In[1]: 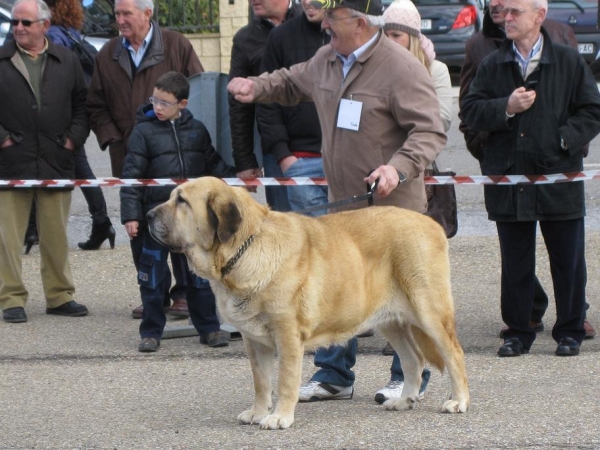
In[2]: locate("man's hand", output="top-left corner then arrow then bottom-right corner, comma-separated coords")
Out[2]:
125,221 -> 139,239
227,78 -> 256,103
1,137 -> 14,148
64,137 -> 75,151
237,168 -> 263,193
279,155 -> 298,173
506,87 -> 536,115
364,165 -> 401,198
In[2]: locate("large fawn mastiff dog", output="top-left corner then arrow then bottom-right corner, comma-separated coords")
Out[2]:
147,177 -> 470,429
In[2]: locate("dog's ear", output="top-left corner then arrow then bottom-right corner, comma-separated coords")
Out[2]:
207,195 -> 242,243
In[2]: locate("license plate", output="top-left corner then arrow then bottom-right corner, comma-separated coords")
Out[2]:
421,19 -> 432,30
578,43 -> 594,54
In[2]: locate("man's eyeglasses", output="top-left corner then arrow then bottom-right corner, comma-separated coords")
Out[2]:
149,96 -> 179,108
502,7 -> 537,18
324,11 -> 359,21
10,18 -> 45,27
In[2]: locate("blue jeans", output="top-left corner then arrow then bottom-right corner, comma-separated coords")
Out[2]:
138,232 -> 220,340
283,157 -> 328,217
391,353 -> 431,393
311,339 -> 431,392
263,153 -> 291,212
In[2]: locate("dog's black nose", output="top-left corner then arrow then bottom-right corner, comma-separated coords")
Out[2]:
146,210 -> 156,224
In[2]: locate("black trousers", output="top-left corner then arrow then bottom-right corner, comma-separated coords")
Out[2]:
497,219 -> 586,349
74,146 -> 109,226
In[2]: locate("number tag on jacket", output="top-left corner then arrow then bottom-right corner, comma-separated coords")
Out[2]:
337,98 -> 362,131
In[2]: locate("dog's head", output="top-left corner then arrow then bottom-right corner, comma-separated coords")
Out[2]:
147,177 -> 265,276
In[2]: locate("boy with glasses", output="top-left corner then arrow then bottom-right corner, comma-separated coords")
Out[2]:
120,71 -> 235,352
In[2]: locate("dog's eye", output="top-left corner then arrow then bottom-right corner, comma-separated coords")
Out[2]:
176,194 -> 189,206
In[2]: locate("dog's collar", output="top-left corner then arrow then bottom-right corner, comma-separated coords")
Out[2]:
221,234 -> 256,277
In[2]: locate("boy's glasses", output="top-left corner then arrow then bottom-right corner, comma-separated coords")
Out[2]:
10,18 -> 45,27
149,96 -> 179,108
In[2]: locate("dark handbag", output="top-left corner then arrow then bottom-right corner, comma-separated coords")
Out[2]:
424,161 -> 458,239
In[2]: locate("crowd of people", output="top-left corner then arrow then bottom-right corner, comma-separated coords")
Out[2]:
0,0 -> 598,407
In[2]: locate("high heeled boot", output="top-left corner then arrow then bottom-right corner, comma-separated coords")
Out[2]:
78,219 -> 116,250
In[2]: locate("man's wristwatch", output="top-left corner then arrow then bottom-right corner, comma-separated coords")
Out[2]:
560,137 -> 568,151
397,171 -> 407,184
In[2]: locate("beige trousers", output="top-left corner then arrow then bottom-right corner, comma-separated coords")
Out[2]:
0,189 -> 74,310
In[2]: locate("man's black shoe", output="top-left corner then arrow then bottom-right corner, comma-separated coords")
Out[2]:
498,338 -> 528,357
46,301 -> 88,317
555,337 -> 580,356
3,307 -> 27,323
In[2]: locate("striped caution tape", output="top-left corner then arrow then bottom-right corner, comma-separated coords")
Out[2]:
0,171 -> 598,188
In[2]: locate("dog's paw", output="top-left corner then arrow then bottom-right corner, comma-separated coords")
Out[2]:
382,396 -> 418,411
237,409 -> 269,425
441,399 -> 469,413
258,413 -> 294,430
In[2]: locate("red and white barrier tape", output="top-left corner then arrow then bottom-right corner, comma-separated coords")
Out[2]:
0,171 -> 598,188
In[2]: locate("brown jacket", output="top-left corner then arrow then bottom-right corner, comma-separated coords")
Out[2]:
250,32 -> 446,213
87,22 -> 203,156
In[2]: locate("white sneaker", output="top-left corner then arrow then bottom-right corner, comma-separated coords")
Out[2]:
374,380 -> 425,404
298,381 -> 354,402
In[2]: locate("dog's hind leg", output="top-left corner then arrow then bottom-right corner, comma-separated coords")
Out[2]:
377,324 -> 425,411
412,310 -> 470,413
237,336 -> 276,426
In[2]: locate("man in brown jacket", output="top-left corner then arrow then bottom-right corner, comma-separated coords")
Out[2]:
87,0 -> 205,321
87,0 -> 203,179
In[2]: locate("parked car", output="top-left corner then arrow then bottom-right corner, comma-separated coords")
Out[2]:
545,0 -> 600,63
0,0 -> 117,49
382,0 -> 486,69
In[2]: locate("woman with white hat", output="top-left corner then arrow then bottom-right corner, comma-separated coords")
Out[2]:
382,0 -> 452,132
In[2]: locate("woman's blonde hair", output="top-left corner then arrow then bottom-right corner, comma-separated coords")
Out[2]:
407,34 -> 431,73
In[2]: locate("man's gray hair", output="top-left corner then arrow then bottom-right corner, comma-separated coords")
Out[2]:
133,0 -> 154,14
354,11 -> 385,27
12,0 -> 52,21
532,0 -> 548,11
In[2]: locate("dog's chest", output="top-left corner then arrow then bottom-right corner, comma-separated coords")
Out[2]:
213,286 -> 271,339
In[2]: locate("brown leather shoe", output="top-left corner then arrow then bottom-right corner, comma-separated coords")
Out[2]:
200,330 -> 229,347
357,328 -> 374,338
381,342 -> 395,356
584,319 -> 596,339
131,304 -> 143,319
499,321 -> 544,338
167,298 -> 189,319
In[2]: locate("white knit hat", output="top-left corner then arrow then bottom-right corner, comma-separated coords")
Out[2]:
383,0 -> 421,37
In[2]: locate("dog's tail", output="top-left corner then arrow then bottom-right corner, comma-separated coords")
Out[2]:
411,326 -> 445,373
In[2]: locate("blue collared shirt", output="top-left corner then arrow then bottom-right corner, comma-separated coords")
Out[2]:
336,31 -> 380,80
123,23 -> 153,67
512,33 -> 543,79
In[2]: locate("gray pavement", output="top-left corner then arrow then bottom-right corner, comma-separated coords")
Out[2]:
2,90 -> 600,449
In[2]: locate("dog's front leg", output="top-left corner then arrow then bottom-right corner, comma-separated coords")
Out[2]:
258,330 -> 303,430
237,336 -> 276,426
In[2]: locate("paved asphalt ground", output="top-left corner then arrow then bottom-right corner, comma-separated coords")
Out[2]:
1,89 -> 600,449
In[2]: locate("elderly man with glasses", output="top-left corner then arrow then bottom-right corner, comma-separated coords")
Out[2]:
228,0 -> 446,407
461,0 -> 600,357
0,0 -> 89,323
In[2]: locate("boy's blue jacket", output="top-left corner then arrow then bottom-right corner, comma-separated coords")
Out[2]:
120,104 -> 236,224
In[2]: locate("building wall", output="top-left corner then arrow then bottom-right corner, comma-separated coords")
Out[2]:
185,0 -> 249,74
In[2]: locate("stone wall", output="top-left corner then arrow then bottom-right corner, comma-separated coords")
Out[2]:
184,0 -> 249,74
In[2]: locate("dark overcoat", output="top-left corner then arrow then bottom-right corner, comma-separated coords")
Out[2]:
461,28 -> 600,222
0,40 -> 88,180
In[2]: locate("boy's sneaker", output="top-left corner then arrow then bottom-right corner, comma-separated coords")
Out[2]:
374,380 -> 425,404
298,381 -> 354,402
